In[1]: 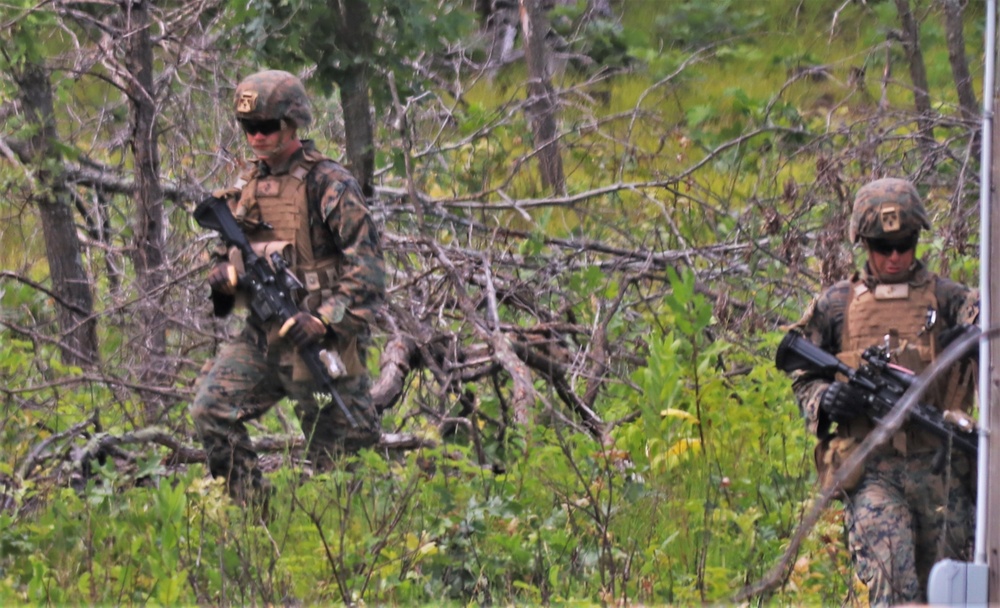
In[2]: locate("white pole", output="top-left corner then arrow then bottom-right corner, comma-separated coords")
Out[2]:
975,0 -> 995,566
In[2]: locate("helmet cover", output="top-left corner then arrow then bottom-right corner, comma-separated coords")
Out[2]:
234,70 -> 312,128
848,178 -> 931,243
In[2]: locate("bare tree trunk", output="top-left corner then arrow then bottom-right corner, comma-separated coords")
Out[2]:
122,0 -> 169,405
938,0 -> 980,254
519,0 -> 565,195
13,64 -> 99,367
939,0 -> 978,123
331,0 -> 377,196
482,0 -> 520,66
340,70 -> 376,196
893,0 -> 936,153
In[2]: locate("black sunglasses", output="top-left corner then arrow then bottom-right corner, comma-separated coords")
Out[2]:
239,119 -> 283,136
866,234 -> 918,255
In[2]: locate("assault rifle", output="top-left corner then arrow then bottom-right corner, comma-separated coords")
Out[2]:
775,330 -> 977,456
193,196 -> 360,429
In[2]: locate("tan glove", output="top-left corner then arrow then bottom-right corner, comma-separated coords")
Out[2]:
207,262 -> 239,295
279,312 -> 328,348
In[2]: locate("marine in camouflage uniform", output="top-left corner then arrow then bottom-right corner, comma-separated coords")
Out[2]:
787,178 -> 977,607
190,70 -> 385,506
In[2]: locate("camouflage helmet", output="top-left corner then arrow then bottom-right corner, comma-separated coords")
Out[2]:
848,178 -> 931,243
233,70 -> 312,128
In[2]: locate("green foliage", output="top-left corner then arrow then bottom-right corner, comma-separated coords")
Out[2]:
2,2 -> 58,67
650,0 -> 767,51
231,0 -> 474,105
0,260 -> 839,605
551,1 -> 633,70
612,269 -> 830,603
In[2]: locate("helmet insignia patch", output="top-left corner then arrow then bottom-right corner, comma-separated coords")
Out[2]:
236,91 -> 258,113
880,205 -> 901,233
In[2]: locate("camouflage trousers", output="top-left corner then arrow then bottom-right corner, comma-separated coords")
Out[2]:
190,327 -> 380,503
843,449 -> 974,607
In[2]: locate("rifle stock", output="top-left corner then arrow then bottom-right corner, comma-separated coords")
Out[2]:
194,196 -> 361,429
776,330 -> 853,378
776,330 -> 977,456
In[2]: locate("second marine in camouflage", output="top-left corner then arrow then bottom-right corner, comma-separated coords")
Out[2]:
786,178 -> 977,607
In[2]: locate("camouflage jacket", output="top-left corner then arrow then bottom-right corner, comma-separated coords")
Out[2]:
789,260 -> 977,437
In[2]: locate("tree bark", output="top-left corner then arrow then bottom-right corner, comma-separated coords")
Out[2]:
13,63 -> 99,368
483,0 -> 521,66
519,0 -> 566,195
331,0 -> 377,196
893,0 -> 936,152
122,0 -> 170,405
939,0 -> 978,123
339,69 -> 376,197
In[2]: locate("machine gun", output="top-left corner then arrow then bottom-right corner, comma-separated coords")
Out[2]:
775,330 -> 977,456
193,196 -> 361,429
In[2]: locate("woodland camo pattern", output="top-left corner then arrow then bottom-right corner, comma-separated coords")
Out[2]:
848,177 -> 931,243
789,261 -> 977,606
233,69 -> 313,128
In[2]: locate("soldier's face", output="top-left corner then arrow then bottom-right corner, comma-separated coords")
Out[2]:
243,120 -> 298,164
866,235 -> 916,276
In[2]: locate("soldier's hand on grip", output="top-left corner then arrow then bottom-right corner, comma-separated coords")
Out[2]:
819,381 -> 867,422
208,262 -> 239,295
280,312 -> 328,349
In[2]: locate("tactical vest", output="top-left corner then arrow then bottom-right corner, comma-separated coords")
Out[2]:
223,150 -> 366,380
834,275 -> 971,454
838,278 -> 938,373
227,147 -> 339,312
